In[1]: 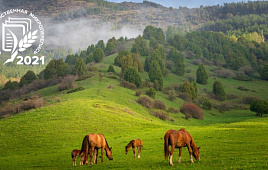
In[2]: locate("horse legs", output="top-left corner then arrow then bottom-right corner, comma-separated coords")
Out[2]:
94,149 -> 98,164
138,146 -> 141,158
72,156 -> 76,166
101,147 -> 104,162
132,147 -> 136,158
169,145 -> 175,166
89,147 -> 95,165
186,144 -> 194,163
178,147 -> 182,164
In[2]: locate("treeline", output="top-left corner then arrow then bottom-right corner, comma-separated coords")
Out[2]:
200,14 -> 268,40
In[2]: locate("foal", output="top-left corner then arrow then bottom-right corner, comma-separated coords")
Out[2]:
71,149 -> 84,166
125,139 -> 143,158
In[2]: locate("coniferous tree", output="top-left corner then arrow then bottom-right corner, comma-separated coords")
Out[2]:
95,40 -> 105,50
180,80 -> 197,100
73,58 -> 86,76
124,67 -> 142,88
260,64 -> 268,80
107,64 -> 115,73
213,79 -> 226,101
149,61 -> 163,90
44,59 -> 69,79
196,64 -> 209,84
19,70 -> 38,87
93,48 -> 105,63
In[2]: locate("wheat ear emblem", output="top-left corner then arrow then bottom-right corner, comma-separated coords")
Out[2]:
4,30 -> 38,65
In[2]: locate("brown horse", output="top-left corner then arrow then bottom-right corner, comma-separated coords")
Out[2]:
125,139 -> 143,158
80,133 -> 113,165
164,129 -> 200,166
71,149 -> 85,166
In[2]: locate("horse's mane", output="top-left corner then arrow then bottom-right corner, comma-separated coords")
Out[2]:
127,140 -> 134,147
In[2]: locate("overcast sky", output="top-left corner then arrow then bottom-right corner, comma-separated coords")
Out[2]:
107,0 -> 261,8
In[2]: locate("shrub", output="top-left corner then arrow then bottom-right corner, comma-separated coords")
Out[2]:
124,67 -> 142,87
201,97 -> 213,110
226,94 -> 239,100
213,102 -> 232,112
180,103 -> 204,120
177,93 -> 191,102
107,64 -> 115,73
260,64 -> 268,80
135,90 -> 142,96
146,87 -> 156,98
19,98 -> 44,111
214,69 -> 235,78
237,86 -> 250,91
238,66 -> 256,76
154,100 -> 166,110
171,83 -> 181,91
168,91 -> 177,101
233,75 -> 253,81
240,96 -> 258,104
151,111 -> 169,121
137,96 -> 154,108
57,75 -> 78,91
120,81 -> 137,90
250,99 -> 268,117
168,107 -> 180,113
67,87 -> 85,94
180,80 -> 197,100
213,79 -> 226,101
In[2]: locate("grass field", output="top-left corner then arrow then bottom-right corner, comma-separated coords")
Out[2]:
1,74 -> 268,169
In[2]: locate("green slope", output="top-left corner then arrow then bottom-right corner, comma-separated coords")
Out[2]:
1,73 -> 268,169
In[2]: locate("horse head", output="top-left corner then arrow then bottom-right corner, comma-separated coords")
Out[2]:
193,147 -> 201,161
106,147 -> 113,160
125,146 -> 129,154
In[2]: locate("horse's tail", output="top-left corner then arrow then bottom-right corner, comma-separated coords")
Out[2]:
164,131 -> 170,159
71,150 -> 74,159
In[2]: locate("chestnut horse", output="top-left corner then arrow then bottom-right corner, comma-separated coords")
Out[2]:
164,129 -> 200,166
80,133 -> 113,165
71,149 -> 85,166
125,139 -> 143,158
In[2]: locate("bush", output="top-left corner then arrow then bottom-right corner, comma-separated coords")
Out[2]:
168,107 -> 180,113
135,90 -> 142,96
146,87 -> 156,98
233,75 -> 253,81
237,86 -> 250,91
177,93 -> 191,102
19,98 -> 44,111
57,75 -> 78,91
124,67 -> 142,87
201,97 -> 213,110
240,96 -> 258,104
214,69 -> 235,78
67,87 -> 85,94
168,91 -> 177,101
120,81 -> 137,90
250,99 -> 268,116
213,102 -> 232,112
154,100 -> 166,110
151,111 -> 169,121
213,79 -> 226,101
180,103 -> 204,120
226,94 -> 239,100
137,96 -> 154,108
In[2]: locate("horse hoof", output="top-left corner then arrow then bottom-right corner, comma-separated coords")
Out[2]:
90,162 -> 93,165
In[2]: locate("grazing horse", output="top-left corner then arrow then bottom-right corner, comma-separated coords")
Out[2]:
80,133 -> 113,165
125,139 -> 143,158
71,149 -> 85,166
164,129 -> 200,166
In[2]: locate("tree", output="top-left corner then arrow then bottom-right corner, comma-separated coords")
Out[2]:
107,64 -> 115,73
44,59 -> 69,79
86,53 -> 93,64
180,80 -> 197,100
73,57 -> 86,76
196,64 -> 209,84
19,70 -> 38,87
131,35 -> 150,56
149,61 -> 163,90
123,67 -> 142,87
93,48 -> 105,63
260,64 -> 268,80
250,99 -> 268,117
213,79 -> 226,101
95,40 -> 105,50
3,80 -> 19,90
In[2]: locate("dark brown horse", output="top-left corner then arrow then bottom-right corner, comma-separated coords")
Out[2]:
125,139 -> 143,158
80,133 -> 113,165
164,129 -> 200,166
71,149 -> 85,166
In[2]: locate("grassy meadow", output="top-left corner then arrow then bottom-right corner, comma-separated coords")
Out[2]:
0,71 -> 268,169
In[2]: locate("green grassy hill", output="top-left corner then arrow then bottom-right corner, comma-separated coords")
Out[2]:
1,65 -> 268,169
